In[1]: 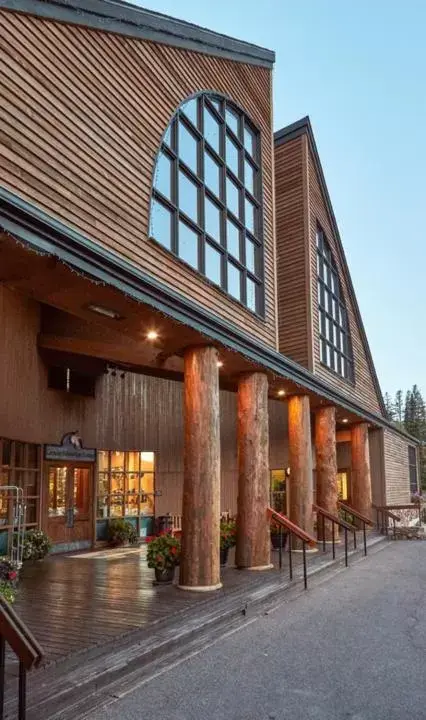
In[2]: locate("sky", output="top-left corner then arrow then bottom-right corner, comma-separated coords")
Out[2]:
128,0 -> 425,399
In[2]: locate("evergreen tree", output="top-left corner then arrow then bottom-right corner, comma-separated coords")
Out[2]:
383,392 -> 395,421
394,389 -> 404,428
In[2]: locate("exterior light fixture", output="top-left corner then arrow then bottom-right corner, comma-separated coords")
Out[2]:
342,418 -> 349,424
147,330 -> 158,340
87,304 -> 121,320
217,361 -> 224,368
277,389 -> 286,397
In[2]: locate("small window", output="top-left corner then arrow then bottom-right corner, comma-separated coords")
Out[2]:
408,446 -> 418,494
150,92 -> 263,314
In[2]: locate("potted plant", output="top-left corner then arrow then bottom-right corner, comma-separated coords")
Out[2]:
0,558 -> 18,604
220,518 -> 236,566
107,519 -> 138,547
270,522 -> 288,550
147,532 -> 180,583
23,529 -> 52,562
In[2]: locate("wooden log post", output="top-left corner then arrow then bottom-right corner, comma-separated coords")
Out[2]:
178,346 -> 222,591
351,423 -> 372,521
315,406 -> 339,542
288,395 -> 315,550
236,372 -> 272,570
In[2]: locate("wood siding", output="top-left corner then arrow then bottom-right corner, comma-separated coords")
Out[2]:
0,10 -> 277,348
369,428 -> 386,507
274,136 -> 311,367
307,147 -> 383,413
383,428 -> 411,505
0,287 -> 287,516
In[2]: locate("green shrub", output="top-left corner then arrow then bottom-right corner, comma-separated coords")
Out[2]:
220,518 -> 237,550
23,529 -> 52,561
147,533 -> 180,570
0,581 -> 16,604
107,519 -> 138,546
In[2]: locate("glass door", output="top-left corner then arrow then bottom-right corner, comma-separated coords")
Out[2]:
46,464 -> 93,546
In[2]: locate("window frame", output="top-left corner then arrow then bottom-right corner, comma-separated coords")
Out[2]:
408,446 -> 418,494
96,451 -> 156,520
316,226 -> 354,383
150,92 -> 265,317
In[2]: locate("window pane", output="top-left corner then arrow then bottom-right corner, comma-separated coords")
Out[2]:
244,158 -> 255,195
163,125 -> 172,147
140,452 -> 155,472
246,277 -> 257,312
179,121 -> 198,173
179,221 -> 199,269
181,98 -> 198,128
227,262 -> 241,300
226,134 -> 240,177
205,243 -> 222,286
245,197 -> 256,234
111,451 -> 125,472
179,171 -> 198,223
154,151 -> 172,199
245,236 -> 256,273
204,151 -> 221,198
150,199 -> 172,250
225,107 -> 239,136
204,107 -> 220,153
205,197 -> 221,242
226,176 -> 240,218
210,98 -> 222,114
98,450 -> 109,473
227,218 -> 240,260
244,126 -> 255,156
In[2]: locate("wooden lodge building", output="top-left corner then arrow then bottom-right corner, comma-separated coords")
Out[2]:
0,0 -> 419,587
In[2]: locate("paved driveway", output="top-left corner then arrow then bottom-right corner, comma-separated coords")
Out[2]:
90,541 -> 426,720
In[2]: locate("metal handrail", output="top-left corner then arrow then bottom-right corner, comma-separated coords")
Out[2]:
267,507 -> 317,590
313,504 -> 356,566
338,501 -> 373,554
0,597 -> 43,719
372,504 -> 401,538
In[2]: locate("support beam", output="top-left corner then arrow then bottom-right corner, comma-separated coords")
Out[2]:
351,423 -> 372,520
236,372 -> 272,570
315,406 -> 339,541
288,395 -> 314,548
179,346 -> 222,591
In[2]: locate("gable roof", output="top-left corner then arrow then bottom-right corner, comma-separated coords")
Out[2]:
0,0 -> 275,67
274,116 -> 387,418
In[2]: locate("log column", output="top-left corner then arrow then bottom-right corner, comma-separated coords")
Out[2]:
236,372 -> 272,570
178,346 -> 222,591
288,395 -> 315,549
351,423 -> 372,520
315,406 -> 339,541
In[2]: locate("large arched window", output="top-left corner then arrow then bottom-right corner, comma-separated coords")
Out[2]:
150,93 -> 263,315
316,227 -> 354,381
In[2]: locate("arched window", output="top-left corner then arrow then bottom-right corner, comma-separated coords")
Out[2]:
150,93 -> 263,315
316,227 -> 354,381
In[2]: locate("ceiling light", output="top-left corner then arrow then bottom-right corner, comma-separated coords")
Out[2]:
217,361 -> 223,368
277,389 -> 286,397
342,418 -> 349,424
147,330 -> 158,340
87,304 -> 121,319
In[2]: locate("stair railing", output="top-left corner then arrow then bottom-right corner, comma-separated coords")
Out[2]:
267,507 -> 317,590
371,505 -> 401,538
313,503 -> 357,567
338,501 -> 374,555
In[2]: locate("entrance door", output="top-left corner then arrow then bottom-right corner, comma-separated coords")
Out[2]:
46,463 -> 93,547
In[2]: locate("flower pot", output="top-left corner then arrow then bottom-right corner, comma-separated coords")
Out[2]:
271,532 -> 287,550
220,547 -> 229,566
154,566 -> 175,584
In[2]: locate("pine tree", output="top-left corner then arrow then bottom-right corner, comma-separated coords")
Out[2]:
383,393 -> 395,422
394,390 -> 404,428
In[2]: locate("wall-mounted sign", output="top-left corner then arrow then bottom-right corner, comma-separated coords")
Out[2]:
44,432 -> 96,463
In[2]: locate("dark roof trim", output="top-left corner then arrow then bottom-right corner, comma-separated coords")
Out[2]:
0,187 -> 417,444
274,116 -> 387,418
0,0 -> 275,67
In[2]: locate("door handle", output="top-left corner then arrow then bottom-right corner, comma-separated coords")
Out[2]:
66,508 -> 75,528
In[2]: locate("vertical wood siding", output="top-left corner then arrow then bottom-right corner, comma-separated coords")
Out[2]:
383,428 -> 411,505
0,288 -> 289,516
274,136 -> 311,367
0,10 -> 277,348
307,148 -> 383,413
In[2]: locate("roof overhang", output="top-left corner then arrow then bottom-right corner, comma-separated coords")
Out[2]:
0,186 -> 418,445
0,0 -> 275,67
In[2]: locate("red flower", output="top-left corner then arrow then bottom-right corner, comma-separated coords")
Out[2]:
170,547 -> 177,555
8,571 -> 17,581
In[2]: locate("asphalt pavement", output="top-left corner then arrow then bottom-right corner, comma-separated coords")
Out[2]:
89,541 -> 426,720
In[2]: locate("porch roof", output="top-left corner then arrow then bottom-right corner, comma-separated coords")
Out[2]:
0,186 -> 418,443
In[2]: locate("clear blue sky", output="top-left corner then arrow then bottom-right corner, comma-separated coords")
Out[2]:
130,0 -> 425,399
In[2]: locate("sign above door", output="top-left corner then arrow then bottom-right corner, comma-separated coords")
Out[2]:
44,432 -> 96,463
